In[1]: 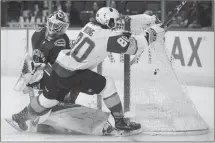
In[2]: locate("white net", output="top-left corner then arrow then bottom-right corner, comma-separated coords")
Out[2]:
129,39 -> 209,135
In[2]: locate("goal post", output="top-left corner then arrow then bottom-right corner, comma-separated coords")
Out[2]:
124,55 -> 130,113
97,62 -> 103,110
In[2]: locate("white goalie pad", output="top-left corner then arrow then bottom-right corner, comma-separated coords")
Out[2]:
37,104 -> 110,135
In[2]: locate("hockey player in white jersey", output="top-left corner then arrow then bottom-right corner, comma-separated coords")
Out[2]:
8,7 -> 165,133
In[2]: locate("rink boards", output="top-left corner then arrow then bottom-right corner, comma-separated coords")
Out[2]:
1,29 -> 214,87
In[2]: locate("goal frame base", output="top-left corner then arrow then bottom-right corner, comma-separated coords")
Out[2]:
141,129 -> 209,136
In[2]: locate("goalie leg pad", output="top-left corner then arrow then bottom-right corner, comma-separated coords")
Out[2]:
40,104 -> 110,135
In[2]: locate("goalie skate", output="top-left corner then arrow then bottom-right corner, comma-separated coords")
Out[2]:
5,118 -> 26,132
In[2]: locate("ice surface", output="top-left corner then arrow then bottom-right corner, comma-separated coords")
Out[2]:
1,76 -> 214,141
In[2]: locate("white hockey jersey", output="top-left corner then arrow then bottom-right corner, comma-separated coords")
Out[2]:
53,22 -> 149,77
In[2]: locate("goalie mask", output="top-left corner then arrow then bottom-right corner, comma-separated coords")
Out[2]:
96,7 -> 120,29
46,10 -> 70,37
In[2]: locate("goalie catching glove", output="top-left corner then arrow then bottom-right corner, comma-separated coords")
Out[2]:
14,54 -> 45,93
145,24 -> 166,45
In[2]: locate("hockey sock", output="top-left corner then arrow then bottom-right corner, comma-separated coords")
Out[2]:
103,92 -> 124,120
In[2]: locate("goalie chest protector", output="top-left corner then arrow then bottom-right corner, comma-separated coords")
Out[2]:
31,26 -> 71,65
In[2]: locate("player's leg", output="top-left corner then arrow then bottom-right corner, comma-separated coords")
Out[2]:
10,94 -> 59,131
55,69 -> 141,131
79,71 -> 141,131
100,77 -> 141,131
9,71 -> 60,131
40,72 -> 78,103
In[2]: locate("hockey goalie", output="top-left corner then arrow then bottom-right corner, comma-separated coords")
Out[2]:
6,7 -> 166,136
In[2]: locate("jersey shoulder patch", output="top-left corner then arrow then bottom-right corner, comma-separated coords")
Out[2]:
54,38 -> 66,47
107,35 -> 130,53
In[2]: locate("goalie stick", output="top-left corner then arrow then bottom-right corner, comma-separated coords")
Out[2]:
130,0 -> 187,65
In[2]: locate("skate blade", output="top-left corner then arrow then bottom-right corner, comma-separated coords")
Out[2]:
5,118 -> 24,132
108,128 -> 144,137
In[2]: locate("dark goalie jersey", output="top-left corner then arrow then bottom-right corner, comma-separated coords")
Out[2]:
31,26 -> 71,65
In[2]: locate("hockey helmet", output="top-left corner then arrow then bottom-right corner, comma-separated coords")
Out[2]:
96,7 -> 120,29
46,10 -> 70,36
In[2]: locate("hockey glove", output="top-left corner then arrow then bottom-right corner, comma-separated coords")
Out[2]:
145,24 -> 166,45
14,54 -> 45,93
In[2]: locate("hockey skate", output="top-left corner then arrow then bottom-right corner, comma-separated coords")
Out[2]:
5,113 -> 28,132
103,120 -> 143,137
115,117 -> 141,131
5,106 -> 34,132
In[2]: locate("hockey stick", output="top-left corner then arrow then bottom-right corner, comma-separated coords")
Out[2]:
130,0 -> 187,65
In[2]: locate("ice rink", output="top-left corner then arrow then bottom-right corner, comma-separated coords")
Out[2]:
1,76 -> 214,141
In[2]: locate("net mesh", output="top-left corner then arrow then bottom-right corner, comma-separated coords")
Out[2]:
129,40 -> 209,135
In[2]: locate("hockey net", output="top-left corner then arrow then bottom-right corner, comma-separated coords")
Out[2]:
92,14 -> 209,135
